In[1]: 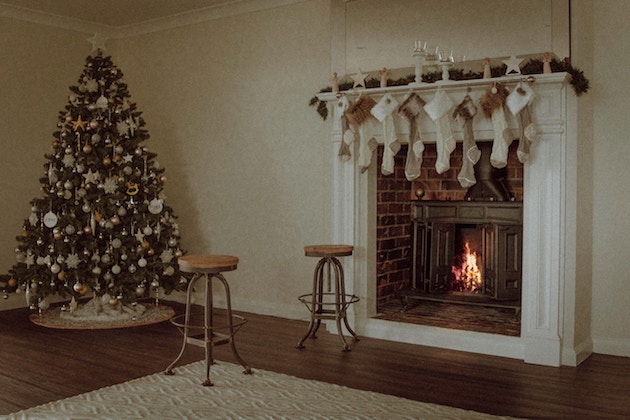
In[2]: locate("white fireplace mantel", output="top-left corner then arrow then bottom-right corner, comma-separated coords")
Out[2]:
320,72 -> 592,367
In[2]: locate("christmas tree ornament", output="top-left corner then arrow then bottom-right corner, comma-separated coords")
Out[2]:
453,93 -> 481,188
397,93 -> 426,181
424,89 -> 456,174
480,82 -> 513,168
370,93 -> 400,176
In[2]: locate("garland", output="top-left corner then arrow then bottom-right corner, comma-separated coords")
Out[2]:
309,58 -> 590,120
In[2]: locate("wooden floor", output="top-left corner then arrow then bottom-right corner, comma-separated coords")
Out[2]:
1,302 -> 629,419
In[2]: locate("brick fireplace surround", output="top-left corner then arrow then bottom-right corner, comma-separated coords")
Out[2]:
320,72 -> 591,367
375,142 -> 524,305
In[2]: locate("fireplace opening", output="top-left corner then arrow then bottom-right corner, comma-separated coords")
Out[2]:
375,142 -> 524,336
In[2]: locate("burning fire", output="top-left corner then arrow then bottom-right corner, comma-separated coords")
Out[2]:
451,242 -> 482,293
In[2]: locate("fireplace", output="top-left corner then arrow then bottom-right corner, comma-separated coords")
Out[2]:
320,73 -> 590,367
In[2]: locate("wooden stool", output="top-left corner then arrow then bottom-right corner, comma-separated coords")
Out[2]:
296,245 -> 359,351
164,255 -> 252,386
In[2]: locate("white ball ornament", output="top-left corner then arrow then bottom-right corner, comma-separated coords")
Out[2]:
92,266 -> 101,275
137,257 -> 147,268
111,238 -> 122,248
50,263 -> 61,274
129,264 -> 137,273
111,264 -> 121,274
163,266 -> 175,276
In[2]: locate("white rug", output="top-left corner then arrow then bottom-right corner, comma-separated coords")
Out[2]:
5,361 -> 517,419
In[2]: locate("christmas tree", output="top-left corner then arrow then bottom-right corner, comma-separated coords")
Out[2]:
6,50 -> 186,318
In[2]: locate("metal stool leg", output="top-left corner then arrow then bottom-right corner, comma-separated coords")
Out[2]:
215,273 -> 252,375
335,257 -> 358,341
296,258 -> 326,348
164,273 -> 202,376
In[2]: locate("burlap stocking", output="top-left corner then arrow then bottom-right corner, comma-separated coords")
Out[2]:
345,94 -> 378,173
398,93 -> 426,181
335,96 -> 353,162
480,83 -> 512,169
453,95 -> 480,187
424,90 -> 455,174
507,82 -> 538,163
371,94 -> 400,175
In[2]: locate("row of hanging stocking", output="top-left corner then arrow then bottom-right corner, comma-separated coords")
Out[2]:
334,82 -> 538,188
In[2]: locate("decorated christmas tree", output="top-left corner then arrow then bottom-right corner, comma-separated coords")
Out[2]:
6,50 -> 186,319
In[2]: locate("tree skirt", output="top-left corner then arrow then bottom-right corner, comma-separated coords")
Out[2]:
30,302 -> 174,330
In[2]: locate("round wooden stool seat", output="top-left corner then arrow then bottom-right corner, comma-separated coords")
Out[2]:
177,255 -> 239,274
304,245 -> 353,258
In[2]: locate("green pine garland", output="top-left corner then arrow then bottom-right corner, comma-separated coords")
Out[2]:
310,58 -> 589,120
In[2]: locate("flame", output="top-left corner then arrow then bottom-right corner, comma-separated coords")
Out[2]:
451,242 -> 482,292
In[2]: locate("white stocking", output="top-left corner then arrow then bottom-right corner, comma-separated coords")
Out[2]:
381,115 -> 399,175
371,94 -> 400,176
489,106 -> 512,169
424,90 -> 455,174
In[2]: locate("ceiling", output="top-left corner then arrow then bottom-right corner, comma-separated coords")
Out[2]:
0,0 -> 247,28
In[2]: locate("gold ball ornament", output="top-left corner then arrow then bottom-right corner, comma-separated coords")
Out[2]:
102,156 -> 111,166
94,211 -> 102,222
82,144 -> 92,154
83,225 -> 92,235
8,277 -> 17,288
21,229 -> 29,237
57,270 -> 66,281
146,248 -> 155,256
109,297 -> 118,307
80,284 -> 90,295
141,240 -> 150,249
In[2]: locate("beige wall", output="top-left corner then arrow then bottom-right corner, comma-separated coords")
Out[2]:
0,0 -> 628,357
590,0 -> 630,355
0,18 -> 88,309
109,0 -> 333,318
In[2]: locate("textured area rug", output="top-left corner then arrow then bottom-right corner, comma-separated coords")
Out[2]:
5,361 -> 517,420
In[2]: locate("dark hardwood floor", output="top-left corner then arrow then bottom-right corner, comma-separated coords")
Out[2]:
1,302 -> 629,419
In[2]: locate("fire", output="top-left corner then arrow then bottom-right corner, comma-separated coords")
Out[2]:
451,242 -> 482,293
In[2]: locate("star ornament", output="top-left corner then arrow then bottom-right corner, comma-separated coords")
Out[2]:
351,70 -> 368,89
503,55 -> 523,75
88,33 -> 108,52
72,115 -> 87,132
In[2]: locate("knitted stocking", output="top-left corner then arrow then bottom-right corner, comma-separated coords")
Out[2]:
424,90 -> 455,174
398,93 -> 426,181
480,83 -> 512,169
371,94 -> 400,175
453,95 -> 480,187
345,94 -> 378,173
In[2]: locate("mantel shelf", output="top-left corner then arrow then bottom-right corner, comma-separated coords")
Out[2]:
316,72 -> 571,102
